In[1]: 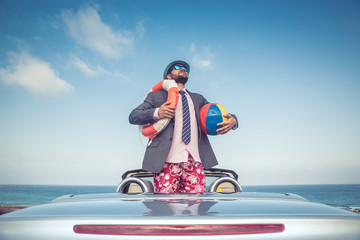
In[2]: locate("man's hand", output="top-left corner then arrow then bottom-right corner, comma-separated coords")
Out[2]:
216,114 -> 237,135
158,101 -> 176,119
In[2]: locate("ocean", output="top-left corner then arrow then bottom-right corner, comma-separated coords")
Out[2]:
0,184 -> 359,210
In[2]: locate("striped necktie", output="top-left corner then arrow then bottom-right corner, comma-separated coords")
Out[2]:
179,90 -> 191,144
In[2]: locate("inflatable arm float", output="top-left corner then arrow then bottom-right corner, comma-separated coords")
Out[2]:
140,80 -> 179,139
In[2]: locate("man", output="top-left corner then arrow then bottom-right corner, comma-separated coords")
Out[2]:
129,60 -> 238,194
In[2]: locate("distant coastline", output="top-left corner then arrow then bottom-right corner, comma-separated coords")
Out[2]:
0,205 -> 29,215
1,184 -> 359,213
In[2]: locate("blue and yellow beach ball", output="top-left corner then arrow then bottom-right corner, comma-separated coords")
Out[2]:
200,103 -> 228,135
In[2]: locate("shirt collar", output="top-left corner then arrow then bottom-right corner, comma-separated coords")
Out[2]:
179,88 -> 187,93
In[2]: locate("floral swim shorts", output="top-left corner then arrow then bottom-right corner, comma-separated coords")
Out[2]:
153,155 -> 206,194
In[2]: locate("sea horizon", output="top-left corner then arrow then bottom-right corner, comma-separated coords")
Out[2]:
1,184 -> 360,209
1,183 -> 359,187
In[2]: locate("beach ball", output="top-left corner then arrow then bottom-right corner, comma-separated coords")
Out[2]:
200,103 -> 228,135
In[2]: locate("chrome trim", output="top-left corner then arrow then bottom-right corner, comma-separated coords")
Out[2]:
116,177 -> 153,194
209,176 -> 243,193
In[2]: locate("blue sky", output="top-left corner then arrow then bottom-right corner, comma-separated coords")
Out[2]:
0,0 -> 359,185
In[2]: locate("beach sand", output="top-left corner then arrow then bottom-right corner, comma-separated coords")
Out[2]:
0,205 -> 30,215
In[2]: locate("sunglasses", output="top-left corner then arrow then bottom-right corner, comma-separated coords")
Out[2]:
170,65 -> 189,73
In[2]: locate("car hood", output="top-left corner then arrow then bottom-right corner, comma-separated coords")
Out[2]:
1,192 -> 357,219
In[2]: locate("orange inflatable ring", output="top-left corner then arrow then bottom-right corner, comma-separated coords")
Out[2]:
140,79 -> 179,139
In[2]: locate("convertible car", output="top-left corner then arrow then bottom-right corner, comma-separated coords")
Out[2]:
0,168 -> 359,239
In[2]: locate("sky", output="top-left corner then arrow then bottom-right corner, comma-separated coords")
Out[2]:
0,0 -> 359,186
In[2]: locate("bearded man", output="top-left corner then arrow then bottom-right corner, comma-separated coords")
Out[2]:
129,60 -> 238,194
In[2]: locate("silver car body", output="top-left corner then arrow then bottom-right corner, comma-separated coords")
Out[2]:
1,169 -> 359,239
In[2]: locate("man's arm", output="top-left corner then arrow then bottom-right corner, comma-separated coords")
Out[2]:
196,93 -> 238,135
129,91 -> 176,125
129,92 -> 159,125
129,100 -> 157,125
216,114 -> 238,135
157,102 -> 176,120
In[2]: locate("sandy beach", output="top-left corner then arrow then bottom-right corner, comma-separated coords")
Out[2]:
0,205 -> 29,215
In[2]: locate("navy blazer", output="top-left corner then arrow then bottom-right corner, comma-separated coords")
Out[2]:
129,90 -> 218,173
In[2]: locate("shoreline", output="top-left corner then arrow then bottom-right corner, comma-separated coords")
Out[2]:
0,205 -> 30,215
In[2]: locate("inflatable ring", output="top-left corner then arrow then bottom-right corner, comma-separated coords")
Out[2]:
140,79 -> 179,139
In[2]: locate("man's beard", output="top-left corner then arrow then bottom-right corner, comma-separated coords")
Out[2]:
174,74 -> 188,84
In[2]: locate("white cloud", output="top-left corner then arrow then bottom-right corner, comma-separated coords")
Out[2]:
136,21 -> 146,38
0,52 -> 74,97
113,71 -> 129,82
70,54 -> 108,77
189,43 -> 213,68
61,6 -> 134,58
69,54 -> 129,82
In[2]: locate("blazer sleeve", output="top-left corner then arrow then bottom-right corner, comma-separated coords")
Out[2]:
129,92 -> 158,125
